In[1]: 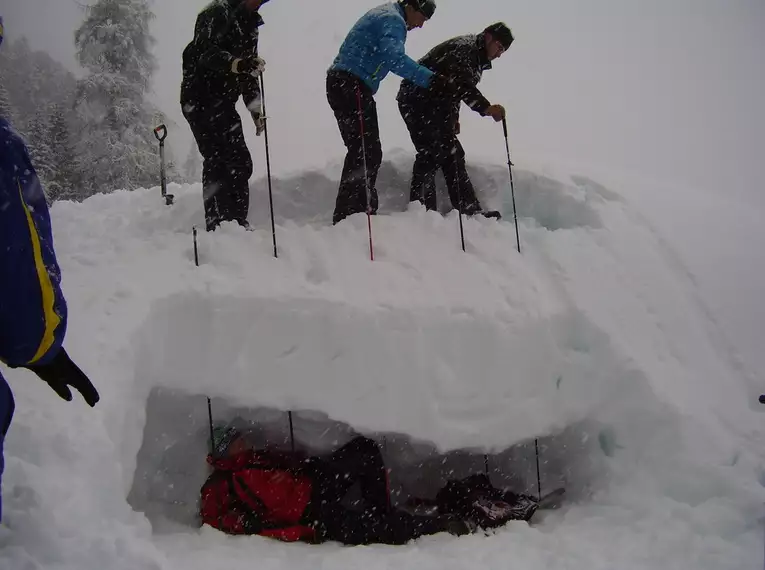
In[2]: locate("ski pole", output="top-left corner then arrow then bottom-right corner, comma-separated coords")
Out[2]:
535,438 -> 542,501
501,117 -> 520,253
193,226 -> 199,266
153,124 -> 174,206
455,167 -> 466,252
288,411 -> 295,453
355,85 -> 374,262
258,73 -> 278,259
207,397 -> 216,457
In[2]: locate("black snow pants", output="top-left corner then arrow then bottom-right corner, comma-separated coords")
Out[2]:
326,70 -> 382,225
302,436 -> 453,545
182,99 -> 252,231
398,98 -> 482,214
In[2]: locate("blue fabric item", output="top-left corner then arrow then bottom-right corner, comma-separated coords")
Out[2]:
0,16 -> 4,48
0,372 -> 14,522
0,116 -> 67,523
0,117 -> 67,369
330,2 -> 433,94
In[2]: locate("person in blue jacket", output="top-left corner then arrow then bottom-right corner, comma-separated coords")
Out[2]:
327,0 -> 446,225
0,17 -> 100,523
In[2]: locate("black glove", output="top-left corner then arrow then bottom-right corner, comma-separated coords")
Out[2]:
233,56 -> 266,76
24,348 -> 100,406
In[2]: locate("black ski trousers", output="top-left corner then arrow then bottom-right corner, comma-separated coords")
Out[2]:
303,436 -> 452,545
326,70 -> 381,225
183,100 -> 252,231
398,98 -> 482,214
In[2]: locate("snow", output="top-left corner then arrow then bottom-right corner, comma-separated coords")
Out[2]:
1,156 -> 763,569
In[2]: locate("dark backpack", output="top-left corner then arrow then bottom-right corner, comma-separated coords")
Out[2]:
200,449 -> 316,542
435,473 -> 538,528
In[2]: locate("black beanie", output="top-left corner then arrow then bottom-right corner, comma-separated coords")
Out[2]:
484,22 -> 514,49
401,0 -> 436,19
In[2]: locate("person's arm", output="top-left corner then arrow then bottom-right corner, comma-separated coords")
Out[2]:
433,48 -> 491,114
0,121 -> 99,406
194,5 -> 239,73
378,17 -> 433,88
0,122 -> 67,368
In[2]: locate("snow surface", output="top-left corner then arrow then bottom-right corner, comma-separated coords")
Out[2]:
0,156 -> 763,569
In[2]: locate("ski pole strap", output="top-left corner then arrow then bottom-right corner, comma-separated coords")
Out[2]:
154,124 -> 167,142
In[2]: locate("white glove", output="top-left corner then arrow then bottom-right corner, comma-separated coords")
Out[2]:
251,112 -> 266,136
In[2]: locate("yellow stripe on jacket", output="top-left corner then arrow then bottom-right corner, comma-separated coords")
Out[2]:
18,180 -> 60,364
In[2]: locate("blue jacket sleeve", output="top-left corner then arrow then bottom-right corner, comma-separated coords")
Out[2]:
0,119 -> 67,368
378,16 -> 433,88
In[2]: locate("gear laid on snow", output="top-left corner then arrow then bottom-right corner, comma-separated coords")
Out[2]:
201,434 -> 466,544
435,473 -> 541,528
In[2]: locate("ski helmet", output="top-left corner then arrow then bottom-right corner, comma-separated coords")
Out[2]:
484,22 -> 514,49
402,0 -> 436,19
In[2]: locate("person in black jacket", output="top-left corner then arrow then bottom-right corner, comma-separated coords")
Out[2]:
397,22 -> 514,217
181,0 -> 270,231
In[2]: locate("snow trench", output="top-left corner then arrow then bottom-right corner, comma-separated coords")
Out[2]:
126,292 -> 652,533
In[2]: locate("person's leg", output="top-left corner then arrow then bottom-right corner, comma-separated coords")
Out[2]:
0,373 -> 15,523
440,138 -> 481,214
224,114 -> 253,226
184,102 -> 246,231
330,436 -> 389,511
327,73 -> 379,224
359,89 -> 381,215
317,506 -> 458,545
399,99 -> 439,211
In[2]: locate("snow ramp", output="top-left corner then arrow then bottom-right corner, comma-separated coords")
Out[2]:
0,157 -> 761,570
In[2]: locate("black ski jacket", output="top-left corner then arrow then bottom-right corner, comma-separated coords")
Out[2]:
398,34 -> 492,125
181,0 -> 263,112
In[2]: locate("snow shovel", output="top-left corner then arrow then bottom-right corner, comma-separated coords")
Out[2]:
153,124 -> 174,206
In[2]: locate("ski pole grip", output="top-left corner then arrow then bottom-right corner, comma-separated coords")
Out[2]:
502,117 -> 508,138
153,124 -> 167,142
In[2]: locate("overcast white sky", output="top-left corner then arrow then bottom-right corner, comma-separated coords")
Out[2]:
3,0 -> 765,200
3,0 -> 765,388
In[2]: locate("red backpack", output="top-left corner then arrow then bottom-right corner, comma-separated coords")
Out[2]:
200,449 -> 316,542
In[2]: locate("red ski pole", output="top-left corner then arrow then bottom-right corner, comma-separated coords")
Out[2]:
355,85 -> 374,261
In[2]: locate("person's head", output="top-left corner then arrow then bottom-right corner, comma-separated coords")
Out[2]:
244,0 -> 268,12
483,22 -> 514,61
399,0 -> 436,31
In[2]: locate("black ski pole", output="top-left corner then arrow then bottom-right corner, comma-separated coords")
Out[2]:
288,411 -> 295,453
534,438 -> 542,501
207,397 -> 216,457
258,73 -> 278,259
193,226 -> 199,266
501,117 -> 520,254
456,175 -> 466,252
153,124 -> 174,206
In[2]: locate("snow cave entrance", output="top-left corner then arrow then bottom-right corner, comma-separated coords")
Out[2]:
127,293 -> 622,533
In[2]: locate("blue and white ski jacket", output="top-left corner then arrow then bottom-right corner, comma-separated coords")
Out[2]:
0,116 -> 68,521
329,2 -> 433,93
